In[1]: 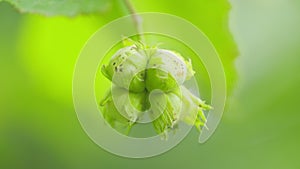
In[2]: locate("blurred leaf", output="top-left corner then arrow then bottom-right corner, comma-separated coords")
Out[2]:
2,0 -> 111,16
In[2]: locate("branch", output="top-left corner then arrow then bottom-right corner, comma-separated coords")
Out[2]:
124,0 -> 144,42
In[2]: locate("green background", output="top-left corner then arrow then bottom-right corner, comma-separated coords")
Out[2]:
1,0 -> 300,168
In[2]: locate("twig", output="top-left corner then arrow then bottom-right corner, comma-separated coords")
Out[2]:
124,0 -> 144,42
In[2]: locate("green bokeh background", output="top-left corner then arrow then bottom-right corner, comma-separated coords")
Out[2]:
1,0 -> 300,169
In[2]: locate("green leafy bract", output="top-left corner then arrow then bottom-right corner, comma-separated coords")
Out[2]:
101,46 -> 148,92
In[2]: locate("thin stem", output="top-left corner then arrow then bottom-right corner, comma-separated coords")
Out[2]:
124,0 -> 145,42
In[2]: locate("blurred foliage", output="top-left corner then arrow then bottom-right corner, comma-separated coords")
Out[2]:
2,0 -> 110,16
0,0 -> 300,169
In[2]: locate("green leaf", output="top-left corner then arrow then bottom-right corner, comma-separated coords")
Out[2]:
2,0 -> 111,16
